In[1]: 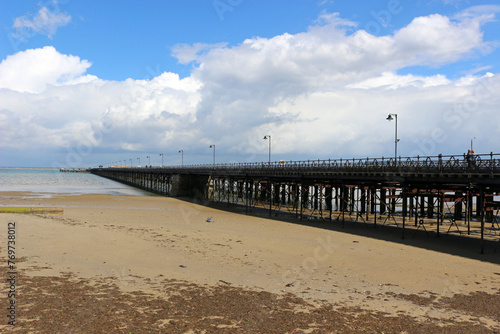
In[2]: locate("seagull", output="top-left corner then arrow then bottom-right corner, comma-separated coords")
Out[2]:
206,217 -> 213,222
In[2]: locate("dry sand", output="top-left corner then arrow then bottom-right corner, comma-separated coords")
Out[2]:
0,191 -> 499,333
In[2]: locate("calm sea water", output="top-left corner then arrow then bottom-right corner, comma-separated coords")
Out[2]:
0,168 -> 152,197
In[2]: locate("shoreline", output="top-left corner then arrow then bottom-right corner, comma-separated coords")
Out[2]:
1,191 -> 499,332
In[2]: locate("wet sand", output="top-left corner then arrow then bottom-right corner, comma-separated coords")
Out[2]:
0,191 -> 499,333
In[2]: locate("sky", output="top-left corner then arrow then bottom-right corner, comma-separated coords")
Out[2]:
1,0 -> 500,167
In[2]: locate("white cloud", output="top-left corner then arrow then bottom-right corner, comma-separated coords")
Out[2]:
188,10 -> 493,96
171,42 -> 228,65
0,48 -> 202,159
393,14 -> 490,66
12,6 -> 71,39
454,5 -> 500,22
314,11 -> 358,28
183,9 -> 498,148
348,72 -> 451,89
0,46 -> 95,93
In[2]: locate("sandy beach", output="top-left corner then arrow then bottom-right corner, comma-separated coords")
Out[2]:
1,191 -> 499,333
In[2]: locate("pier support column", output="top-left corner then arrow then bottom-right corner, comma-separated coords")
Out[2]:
325,186 -> 333,212
437,191 -> 443,237
409,193 -> 414,219
480,189 -> 485,254
454,192 -> 463,221
314,185 -> 319,210
391,189 -> 396,214
281,184 -> 286,206
414,196 -> 419,227
273,182 -> 280,206
292,184 -> 298,211
370,189 -> 375,214
427,194 -> 434,218
334,186 -> 339,211
349,186 -> 355,215
476,192 -> 484,218
420,195 -> 426,218
360,188 -> 366,214
301,184 -> 309,208
380,189 -> 387,215
340,185 -> 348,212
402,188 -> 407,239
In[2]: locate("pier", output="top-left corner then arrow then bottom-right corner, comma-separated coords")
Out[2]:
91,153 -> 500,253
60,168 -> 90,173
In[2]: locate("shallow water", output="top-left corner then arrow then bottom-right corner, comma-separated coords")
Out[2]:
0,168 -> 152,197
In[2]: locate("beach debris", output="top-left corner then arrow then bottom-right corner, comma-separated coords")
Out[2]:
219,280 -> 231,285
206,217 -> 213,222
0,207 -> 63,215
285,282 -> 295,287
18,256 -> 39,262
179,265 -> 187,268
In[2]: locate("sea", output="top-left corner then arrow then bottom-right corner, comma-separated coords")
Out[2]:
0,168 -> 152,197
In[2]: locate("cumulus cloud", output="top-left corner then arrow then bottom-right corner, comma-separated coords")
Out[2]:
1,8 -> 499,166
0,47 -> 201,165
183,8 -> 498,151
0,46 -> 96,93
190,9 -> 494,95
393,14 -> 491,65
12,6 -> 71,39
258,74 -> 500,158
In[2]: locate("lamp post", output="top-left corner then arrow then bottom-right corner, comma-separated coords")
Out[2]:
147,155 -> 150,166
209,145 -> 216,166
129,159 -> 132,167
137,157 -> 140,167
178,150 -> 183,166
386,114 -> 399,162
263,135 -> 271,164
159,153 -> 164,167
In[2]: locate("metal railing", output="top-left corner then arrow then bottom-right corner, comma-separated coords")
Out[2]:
101,153 -> 500,175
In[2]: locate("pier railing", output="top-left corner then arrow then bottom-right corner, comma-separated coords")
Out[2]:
108,153 -> 500,176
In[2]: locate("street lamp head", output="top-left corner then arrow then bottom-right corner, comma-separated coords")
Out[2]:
263,135 -> 270,140
386,114 -> 394,121
209,145 -> 215,148
178,150 -> 182,153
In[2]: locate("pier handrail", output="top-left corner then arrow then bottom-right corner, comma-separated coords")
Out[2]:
96,153 -> 500,175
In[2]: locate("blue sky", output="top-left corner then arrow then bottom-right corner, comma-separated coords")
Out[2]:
1,0 -> 500,167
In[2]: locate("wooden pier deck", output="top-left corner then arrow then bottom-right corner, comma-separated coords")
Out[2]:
59,168 -> 90,173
